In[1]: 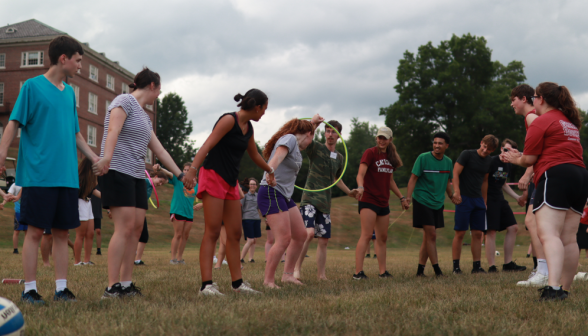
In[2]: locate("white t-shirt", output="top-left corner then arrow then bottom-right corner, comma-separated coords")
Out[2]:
8,184 -> 22,196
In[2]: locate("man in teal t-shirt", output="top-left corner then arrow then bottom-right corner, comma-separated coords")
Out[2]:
406,132 -> 455,277
0,36 -> 100,304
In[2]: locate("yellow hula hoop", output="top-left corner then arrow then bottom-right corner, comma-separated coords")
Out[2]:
149,197 -> 158,209
294,119 -> 348,193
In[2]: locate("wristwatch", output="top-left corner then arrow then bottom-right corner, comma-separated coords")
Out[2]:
178,172 -> 185,180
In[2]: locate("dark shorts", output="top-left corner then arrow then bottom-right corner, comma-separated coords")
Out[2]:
578,223 -> 588,250
20,187 -> 80,231
242,219 -> 262,239
533,164 -> 588,215
300,204 -> 331,238
358,201 -> 390,216
371,230 -> 376,240
412,198 -> 444,229
454,195 -> 487,231
99,170 -> 148,210
170,213 -> 193,222
486,199 -> 516,232
257,185 -> 297,216
139,218 -> 149,244
94,217 -> 102,230
525,182 -> 535,213
13,212 -> 27,231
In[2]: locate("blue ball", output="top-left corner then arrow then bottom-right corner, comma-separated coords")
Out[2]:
0,297 -> 25,336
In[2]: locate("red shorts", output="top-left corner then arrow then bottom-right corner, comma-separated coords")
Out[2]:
196,167 -> 241,200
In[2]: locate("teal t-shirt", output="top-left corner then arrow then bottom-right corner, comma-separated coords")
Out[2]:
10,75 -> 80,188
145,179 -> 153,199
412,152 -> 453,210
169,175 -> 197,219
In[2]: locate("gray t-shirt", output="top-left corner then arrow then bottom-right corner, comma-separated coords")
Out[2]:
241,191 -> 260,220
261,134 -> 302,200
456,149 -> 492,198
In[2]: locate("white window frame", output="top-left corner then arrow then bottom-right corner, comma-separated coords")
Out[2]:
0,83 -> 4,106
122,83 -> 129,94
105,100 -> 111,114
106,74 -> 115,90
0,54 -> 5,69
88,92 -> 98,114
17,129 -> 21,138
21,51 -> 44,67
145,104 -> 153,111
89,65 -> 98,82
87,125 -> 97,147
145,148 -> 152,164
71,84 -> 80,108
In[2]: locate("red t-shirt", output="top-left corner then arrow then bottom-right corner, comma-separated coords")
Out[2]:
581,207 -> 588,225
360,147 -> 394,207
524,110 -> 585,185
524,109 -> 536,131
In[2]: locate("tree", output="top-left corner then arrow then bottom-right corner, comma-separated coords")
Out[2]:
380,33 -> 528,185
155,93 -> 196,167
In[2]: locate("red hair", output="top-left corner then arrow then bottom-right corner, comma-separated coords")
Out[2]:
263,119 -> 314,160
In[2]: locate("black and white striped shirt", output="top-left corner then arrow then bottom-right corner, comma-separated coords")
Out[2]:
100,94 -> 153,179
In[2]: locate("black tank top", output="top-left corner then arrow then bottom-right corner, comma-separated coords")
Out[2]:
202,112 -> 253,186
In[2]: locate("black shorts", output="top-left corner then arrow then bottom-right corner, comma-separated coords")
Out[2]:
170,213 -> 193,222
358,201 -> 390,216
20,187 -> 80,231
242,219 -> 262,239
94,217 -> 102,230
139,218 -> 149,244
525,182 -> 535,213
99,170 -> 148,210
533,164 -> 588,215
412,198 -> 444,229
577,223 -> 588,250
486,199 -> 516,232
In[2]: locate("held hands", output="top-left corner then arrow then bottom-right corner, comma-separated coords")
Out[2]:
266,172 -> 277,187
355,188 -> 364,201
500,148 -> 522,164
193,203 -> 203,211
92,157 -> 110,176
183,170 -> 197,189
451,192 -> 462,205
348,189 -> 359,198
517,195 -> 526,207
401,198 -> 410,210
152,164 -> 161,172
518,175 -> 531,191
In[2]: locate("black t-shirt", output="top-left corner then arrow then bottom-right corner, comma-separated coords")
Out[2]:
456,149 -> 492,198
487,156 -> 511,201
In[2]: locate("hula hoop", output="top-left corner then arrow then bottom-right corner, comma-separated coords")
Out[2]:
145,169 -> 159,209
293,119 -> 348,193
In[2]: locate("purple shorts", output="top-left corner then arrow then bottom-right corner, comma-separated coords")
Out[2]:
257,185 -> 297,216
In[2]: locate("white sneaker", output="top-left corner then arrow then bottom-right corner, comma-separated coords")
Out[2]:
200,283 -> 224,296
528,269 -> 537,280
517,272 -> 548,287
74,262 -> 85,266
222,260 -> 228,265
233,282 -> 262,294
213,256 -> 218,264
170,259 -> 178,265
574,272 -> 588,281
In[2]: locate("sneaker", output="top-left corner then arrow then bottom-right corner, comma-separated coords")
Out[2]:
213,256 -> 218,264
538,286 -> 567,301
379,271 -> 393,278
222,260 -> 228,265
365,254 -> 371,258
123,283 -> 143,297
102,283 -> 125,299
573,272 -> 587,281
200,283 -> 225,296
54,288 -> 77,302
305,255 -> 310,258
517,272 -> 548,287
503,261 -> 527,272
170,259 -> 178,265
471,267 -> 487,274
373,254 -> 377,259
453,268 -> 463,274
21,290 -> 45,305
240,259 -> 245,263
13,249 -> 18,254
85,261 -> 95,266
353,271 -> 368,280
488,266 -> 498,273
233,282 -> 262,294
528,269 -> 537,280
96,249 -> 102,256
249,259 -> 255,263
526,254 -> 531,258
178,260 -> 186,265
74,262 -> 85,266
134,260 -> 146,266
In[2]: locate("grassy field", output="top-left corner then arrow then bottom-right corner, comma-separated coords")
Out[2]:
3,186 -> 588,335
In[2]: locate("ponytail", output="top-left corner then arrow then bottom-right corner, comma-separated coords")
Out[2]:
234,88 -> 268,111
387,140 -> 403,169
536,82 -> 582,129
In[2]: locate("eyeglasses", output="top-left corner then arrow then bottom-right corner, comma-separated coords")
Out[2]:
530,95 -> 540,102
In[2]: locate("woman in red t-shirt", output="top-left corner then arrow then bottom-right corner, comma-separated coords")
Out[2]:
353,127 -> 409,280
503,82 -> 588,301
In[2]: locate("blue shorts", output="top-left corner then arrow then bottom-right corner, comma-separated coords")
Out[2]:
242,219 -> 262,239
300,204 -> 331,239
454,195 -> 487,231
20,187 -> 80,231
257,185 -> 297,216
13,212 -> 27,231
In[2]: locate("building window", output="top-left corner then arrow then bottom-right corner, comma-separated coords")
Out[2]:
106,74 -> 115,90
105,100 -> 111,114
145,104 -> 153,111
89,65 -> 98,82
122,83 -> 129,94
17,129 -> 21,138
0,54 -> 5,68
87,125 -> 97,147
0,83 -> 3,106
71,84 -> 80,108
145,148 -> 152,164
88,92 -> 98,114
21,51 -> 44,67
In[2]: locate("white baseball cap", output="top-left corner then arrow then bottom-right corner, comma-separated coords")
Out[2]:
376,127 -> 393,139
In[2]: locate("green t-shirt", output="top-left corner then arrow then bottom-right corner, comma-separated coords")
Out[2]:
412,152 -> 453,210
300,140 -> 344,214
169,175 -> 197,219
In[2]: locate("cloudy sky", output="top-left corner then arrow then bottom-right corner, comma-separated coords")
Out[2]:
3,0 -> 588,146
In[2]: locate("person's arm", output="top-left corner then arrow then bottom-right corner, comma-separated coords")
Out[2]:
0,121 -> 19,175
92,107 -> 126,175
246,136 -> 274,185
76,133 -> 100,163
390,173 -> 409,210
503,149 -> 537,168
265,147 -> 289,187
446,179 -> 456,204
452,163 -> 464,204
482,173 -> 489,206
336,179 -> 355,197
355,163 -> 368,201
502,183 -> 524,206
153,164 -> 174,180
518,166 -> 534,191
92,189 -> 101,198
406,173 -> 419,205
14,188 -> 23,202
148,131 -> 182,178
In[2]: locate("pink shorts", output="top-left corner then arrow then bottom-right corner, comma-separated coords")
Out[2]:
196,167 -> 241,200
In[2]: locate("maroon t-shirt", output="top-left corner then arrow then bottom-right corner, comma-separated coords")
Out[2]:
360,147 -> 394,207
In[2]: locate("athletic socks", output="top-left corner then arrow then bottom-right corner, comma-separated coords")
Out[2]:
135,260 -> 141,263
433,264 -> 442,275
552,286 -> 561,290
473,261 -> 481,269
24,281 -> 37,293
537,259 -> 548,276
56,279 -> 67,292
121,281 -> 132,289
533,257 -> 538,270
417,264 -> 425,275
453,260 -> 460,270
232,279 -> 243,289
201,280 -> 213,291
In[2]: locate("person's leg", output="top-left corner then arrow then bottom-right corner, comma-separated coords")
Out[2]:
471,230 -> 483,262
374,214 -> 389,275
264,211 -> 291,287
355,210 -> 377,274
535,206 -> 567,288
485,230 -> 497,267
178,221 -> 193,261
526,205 -> 547,263
561,211 -> 581,290
366,241 -> 371,257
294,228 -> 314,279
171,218 -> 183,261
215,227 -> 227,268
317,238 -> 329,280
106,207 -> 137,287
527,243 -> 533,257
452,231 -> 466,263
249,239 -> 256,261
95,228 -> 102,252
120,208 -> 145,283
84,219 -> 94,263
240,238 -> 254,261
418,233 -> 428,265
504,225 -> 518,264
201,194 -> 224,284
282,207 -> 307,284
23,226 -> 44,282
41,234 -> 52,267
423,225 -> 437,264
265,229 -> 274,261
51,228 -> 70,282
74,220 -> 88,264
223,200 -> 245,282
13,231 -> 19,250
136,243 -> 146,261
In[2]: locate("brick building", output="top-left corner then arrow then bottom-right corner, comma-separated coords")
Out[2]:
0,19 -> 156,164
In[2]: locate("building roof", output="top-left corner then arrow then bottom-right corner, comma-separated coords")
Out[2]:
0,19 -> 65,40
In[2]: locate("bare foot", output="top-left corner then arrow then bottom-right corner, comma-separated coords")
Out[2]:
293,270 -> 301,280
318,276 -> 329,281
263,282 -> 281,289
43,263 -> 51,267
281,275 -> 304,285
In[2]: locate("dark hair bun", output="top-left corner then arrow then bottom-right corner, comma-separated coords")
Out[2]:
234,93 -> 244,102
235,88 -> 268,111
128,83 -> 137,89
